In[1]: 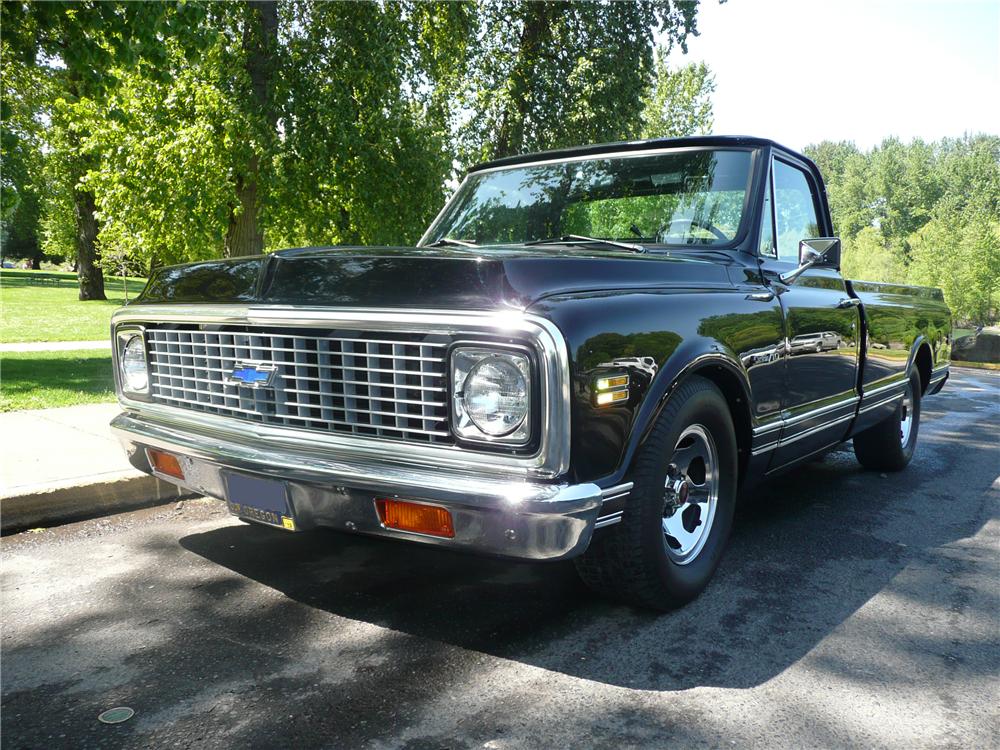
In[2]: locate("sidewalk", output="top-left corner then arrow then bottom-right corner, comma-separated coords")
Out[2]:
0,340 -> 110,352
1,403 -> 185,532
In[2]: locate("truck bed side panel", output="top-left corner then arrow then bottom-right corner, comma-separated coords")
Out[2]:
848,280 -> 951,431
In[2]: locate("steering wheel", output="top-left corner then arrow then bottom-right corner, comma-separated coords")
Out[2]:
658,218 -> 728,243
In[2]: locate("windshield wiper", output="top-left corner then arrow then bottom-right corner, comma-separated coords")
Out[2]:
424,237 -> 479,248
524,234 -> 645,254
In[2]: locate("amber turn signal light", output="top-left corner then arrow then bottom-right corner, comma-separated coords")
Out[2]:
147,449 -> 185,480
375,498 -> 455,538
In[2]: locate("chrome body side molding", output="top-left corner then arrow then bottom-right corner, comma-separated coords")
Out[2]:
593,482 -> 634,528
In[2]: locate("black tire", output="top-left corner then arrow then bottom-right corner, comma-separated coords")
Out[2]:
853,369 -> 922,471
574,376 -> 738,611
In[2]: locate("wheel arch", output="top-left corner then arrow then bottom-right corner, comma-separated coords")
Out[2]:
908,336 -> 933,394
633,353 -> 753,490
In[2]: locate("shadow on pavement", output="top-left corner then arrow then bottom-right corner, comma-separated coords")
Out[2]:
177,381 -> 997,692
1,373 -> 995,749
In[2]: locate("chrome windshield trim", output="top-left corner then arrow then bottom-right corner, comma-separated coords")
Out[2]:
111,305 -> 572,479
419,146 -> 757,250
468,145 -> 753,175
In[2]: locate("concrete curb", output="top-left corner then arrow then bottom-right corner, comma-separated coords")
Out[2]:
1,473 -> 192,534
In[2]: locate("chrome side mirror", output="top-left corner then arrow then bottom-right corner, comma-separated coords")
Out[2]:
779,238 -> 841,284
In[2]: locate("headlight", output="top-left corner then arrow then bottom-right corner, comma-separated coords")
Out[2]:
451,347 -> 532,444
117,330 -> 149,394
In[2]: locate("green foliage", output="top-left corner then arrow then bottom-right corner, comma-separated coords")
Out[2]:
4,0 -> 704,276
641,52 -> 714,139
456,1 -> 699,162
806,134 -> 1000,324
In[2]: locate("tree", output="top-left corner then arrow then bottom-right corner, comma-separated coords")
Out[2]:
0,1 -> 201,298
0,30 -> 49,267
79,1 -> 474,267
224,1 -> 279,257
641,52 -> 714,139
807,134 -> 1000,324
272,0 -> 473,247
4,0 -> 711,277
457,1 -> 701,162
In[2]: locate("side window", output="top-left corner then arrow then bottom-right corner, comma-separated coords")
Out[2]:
772,160 -> 821,262
758,175 -> 776,257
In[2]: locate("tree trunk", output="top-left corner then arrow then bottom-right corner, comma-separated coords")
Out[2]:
493,2 -> 559,159
63,69 -> 107,299
74,187 -> 106,300
225,159 -> 264,257
224,1 -> 278,257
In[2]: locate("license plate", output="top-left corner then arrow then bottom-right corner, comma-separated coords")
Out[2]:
223,472 -> 296,531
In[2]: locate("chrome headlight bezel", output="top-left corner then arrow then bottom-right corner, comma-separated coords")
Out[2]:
115,325 -> 150,398
450,345 -> 534,446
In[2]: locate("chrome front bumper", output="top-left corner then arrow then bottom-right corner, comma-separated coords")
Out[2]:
111,412 -> 604,560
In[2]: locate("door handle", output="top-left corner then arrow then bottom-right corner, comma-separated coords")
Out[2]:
837,297 -> 861,309
746,291 -> 775,302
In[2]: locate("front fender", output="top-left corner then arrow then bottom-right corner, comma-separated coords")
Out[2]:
532,288 -> 766,485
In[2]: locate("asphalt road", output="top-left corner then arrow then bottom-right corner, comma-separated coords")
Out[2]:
3,369 -> 998,749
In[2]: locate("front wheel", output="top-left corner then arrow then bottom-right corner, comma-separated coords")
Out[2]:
853,369 -> 922,471
574,376 -> 737,611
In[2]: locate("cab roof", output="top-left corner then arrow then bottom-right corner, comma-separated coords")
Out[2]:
469,135 -> 810,173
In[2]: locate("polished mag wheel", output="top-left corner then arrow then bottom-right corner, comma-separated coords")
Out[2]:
899,380 -> 915,448
574,376 -> 737,610
854,368 -> 922,471
662,425 -> 719,565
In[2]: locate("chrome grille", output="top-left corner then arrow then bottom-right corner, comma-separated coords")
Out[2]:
145,326 -> 452,444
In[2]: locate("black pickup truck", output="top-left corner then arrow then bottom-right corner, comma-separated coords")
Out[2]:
110,136 -> 951,610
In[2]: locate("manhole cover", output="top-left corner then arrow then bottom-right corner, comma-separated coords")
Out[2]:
98,707 -> 134,724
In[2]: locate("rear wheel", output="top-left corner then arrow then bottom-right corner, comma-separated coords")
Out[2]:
853,369 -> 922,471
574,376 -> 737,611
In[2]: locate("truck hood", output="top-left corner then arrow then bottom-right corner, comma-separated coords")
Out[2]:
137,245 -> 733,310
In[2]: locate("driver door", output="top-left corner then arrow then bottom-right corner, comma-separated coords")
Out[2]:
759,155 -> 861,470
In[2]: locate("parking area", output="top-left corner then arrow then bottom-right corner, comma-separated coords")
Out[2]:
2,369 -> 998,749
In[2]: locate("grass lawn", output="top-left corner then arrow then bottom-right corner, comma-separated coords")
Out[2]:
0,349 -> 116,411
1,269 -> 146,343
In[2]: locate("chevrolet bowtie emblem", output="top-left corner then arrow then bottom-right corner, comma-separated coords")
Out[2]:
225,362 -> 277,389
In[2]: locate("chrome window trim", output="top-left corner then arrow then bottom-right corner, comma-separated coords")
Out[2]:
111,305 -> 572,479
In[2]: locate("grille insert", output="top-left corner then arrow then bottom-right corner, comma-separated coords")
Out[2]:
146,326 -> 452,444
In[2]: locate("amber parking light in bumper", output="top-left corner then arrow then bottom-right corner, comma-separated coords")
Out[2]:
111,412 -> 603,561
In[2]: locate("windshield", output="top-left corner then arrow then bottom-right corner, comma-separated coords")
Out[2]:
423,148 -> 754,249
